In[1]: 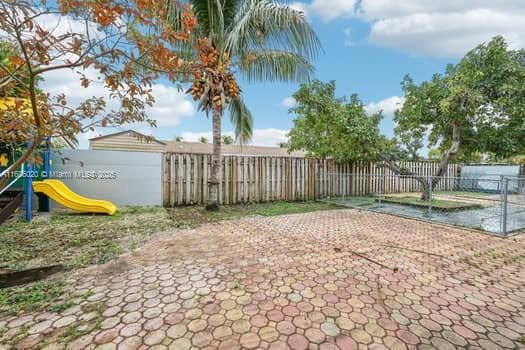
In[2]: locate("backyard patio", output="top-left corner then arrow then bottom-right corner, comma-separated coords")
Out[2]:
1,209 -> 524,349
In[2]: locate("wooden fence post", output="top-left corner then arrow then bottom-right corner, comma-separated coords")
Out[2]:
162,153 -> 460,206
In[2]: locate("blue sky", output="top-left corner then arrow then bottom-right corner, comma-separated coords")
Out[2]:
153,12 -> 453,144
43,1 -> 524,149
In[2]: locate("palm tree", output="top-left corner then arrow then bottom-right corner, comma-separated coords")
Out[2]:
166,0 -> 321,210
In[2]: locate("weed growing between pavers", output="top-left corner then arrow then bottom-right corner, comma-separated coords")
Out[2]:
0,276 -> 96,317
168,200 -> 344,228
49,302 -> 105,347
0,203 -> 344,319
0,279 -> 66,315
0,210 -> 524,348
0,207 -> 173,319
3,300 -> 104,349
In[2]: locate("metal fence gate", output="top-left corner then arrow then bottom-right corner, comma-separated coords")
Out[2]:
319,173 -> 525,236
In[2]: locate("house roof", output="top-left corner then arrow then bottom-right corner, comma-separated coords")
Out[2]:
89,130 -> 305,157
88,130 -> 167,145
165,141 -> 306,157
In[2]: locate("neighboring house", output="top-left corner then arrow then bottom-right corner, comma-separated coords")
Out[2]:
89,130 -> 167,153
89,130 -> 306,157
165,141 -> 306,157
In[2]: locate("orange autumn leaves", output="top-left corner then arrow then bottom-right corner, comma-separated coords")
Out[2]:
0,0 -> 199,157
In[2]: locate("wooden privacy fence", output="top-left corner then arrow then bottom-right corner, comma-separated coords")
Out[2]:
163,153 -> 459,206
317,161 -> 459,199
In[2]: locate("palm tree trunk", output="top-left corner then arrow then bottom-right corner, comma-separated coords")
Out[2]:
206,108 -> 221,210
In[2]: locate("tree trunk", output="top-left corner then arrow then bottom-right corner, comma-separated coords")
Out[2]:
378,121 -> 461,201
206,108 -> 222,210
419,178 -> 431,201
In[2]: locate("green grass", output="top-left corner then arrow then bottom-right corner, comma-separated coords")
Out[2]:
168,201 -> 344,228
0,202 -> 342,315
1,202 -> 343,272
334,196 -> 377,207
0,206 -> 173,271
0,279 -> 66,315
381,196 -> 483,211
434,190 -> 493,199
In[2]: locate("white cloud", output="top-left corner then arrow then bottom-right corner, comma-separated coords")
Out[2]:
281,96 -> 297,109
295,0 -> 525,57
180,131 -> 213,142
251,128 -> 289,147
368,9 -> 525,57
43,67 -> 194,126
182,128 -> 290,148
42,67 -> 194,148
343,27 -> 354,47
147,85 -> 195,127
357,1 -> 525,20
365,96 -> 405,138
304,0 -> 358,22
38,13 -> 102,39
289,2 -> 310,17
76,129 -> 98,149
365,96 -> 405,116
42,66 -> 102,105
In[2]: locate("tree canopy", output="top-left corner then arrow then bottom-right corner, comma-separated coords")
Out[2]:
0,0 -> 198,189
222,135 -> 234,145
167,0 -> 322,144
164,0 -> 321,209
287,80 -> 389,162
395,36 -> 525,162
379,36 -> 525,199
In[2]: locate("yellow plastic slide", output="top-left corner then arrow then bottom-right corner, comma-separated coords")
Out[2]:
33,179 -> 117,215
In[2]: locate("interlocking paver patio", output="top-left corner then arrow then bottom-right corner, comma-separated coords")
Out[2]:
1,209 -> 524,349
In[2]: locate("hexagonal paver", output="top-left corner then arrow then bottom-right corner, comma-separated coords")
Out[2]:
239,333 -> 260,349
3,210 -> 524,350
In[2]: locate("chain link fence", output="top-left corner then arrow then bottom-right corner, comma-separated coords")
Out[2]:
317,173 -> 525,236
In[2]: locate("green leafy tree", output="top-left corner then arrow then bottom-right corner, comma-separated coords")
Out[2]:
384,36 -> 525,199
287,80 -> 389,162
198,136 -> 209,143
173,136 -> 184,142
0,41 -> 30,98
166,0 -> 321,209
222,135 -> 234,145
427,148 -> 441,162
50,138 -> 69,149
384,137 -> 419,161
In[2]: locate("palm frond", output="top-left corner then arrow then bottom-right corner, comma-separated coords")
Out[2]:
229,97 -> 253,144
240,51 -> 314,82
190,0 -> 227,43
159,1 -> 199,59
163,0 -> 184,31
225,0 -> 322,60
221,0 -> 241,30
189,0 -> 211,34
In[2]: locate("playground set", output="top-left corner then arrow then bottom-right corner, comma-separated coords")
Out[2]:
0,141 -> 117,225
0,99 -> 117,225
